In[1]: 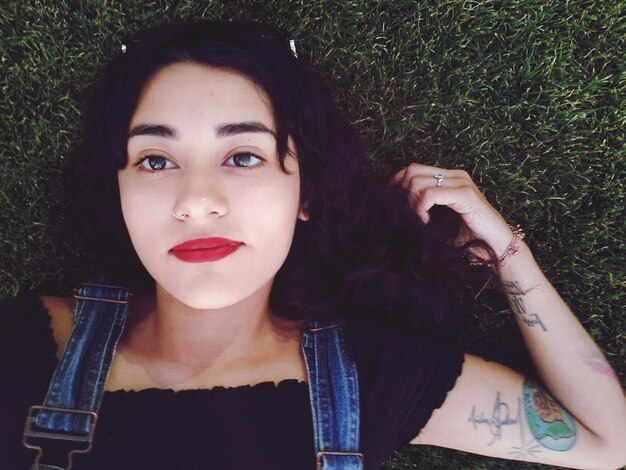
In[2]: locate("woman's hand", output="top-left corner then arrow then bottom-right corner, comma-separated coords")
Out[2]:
390,163 -> 515,259
395,163 -> 626,469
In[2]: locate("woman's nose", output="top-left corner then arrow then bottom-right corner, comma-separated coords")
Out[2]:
172,170 -> 228,220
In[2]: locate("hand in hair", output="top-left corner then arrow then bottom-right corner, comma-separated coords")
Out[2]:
389,163 -> 514,261
395,163 -> 626,469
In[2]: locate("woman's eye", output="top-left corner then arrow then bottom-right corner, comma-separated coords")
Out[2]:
134,152 -> 264,172
225,152 -> 265,169
137,155 -> 177,172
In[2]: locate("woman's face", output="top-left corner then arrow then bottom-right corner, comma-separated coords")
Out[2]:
118,62 -> 307,309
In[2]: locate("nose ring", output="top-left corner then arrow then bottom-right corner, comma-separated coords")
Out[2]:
172,205 -> 189,220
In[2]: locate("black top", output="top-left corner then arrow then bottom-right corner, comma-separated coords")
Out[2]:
0,289 -> 464,470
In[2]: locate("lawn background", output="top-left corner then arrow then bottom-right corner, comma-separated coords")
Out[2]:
1,1 -> 624,469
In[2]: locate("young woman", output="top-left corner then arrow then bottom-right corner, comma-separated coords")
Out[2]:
1,20 -> 625,470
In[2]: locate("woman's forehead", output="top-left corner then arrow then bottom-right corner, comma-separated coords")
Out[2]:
130,62 -> 276,130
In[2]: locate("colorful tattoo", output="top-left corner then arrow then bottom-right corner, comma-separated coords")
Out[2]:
582,351 -> 618,380
583,360 -> 616,378
522,379 -> 576,451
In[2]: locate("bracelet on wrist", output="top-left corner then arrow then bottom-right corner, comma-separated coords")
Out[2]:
468,224 -> 526,268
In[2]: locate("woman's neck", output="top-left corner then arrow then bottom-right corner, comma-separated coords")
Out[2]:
122,281 -> 302,374
118,285 -> 302,388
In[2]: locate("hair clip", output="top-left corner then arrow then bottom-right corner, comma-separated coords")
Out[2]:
289,39 -> 298,58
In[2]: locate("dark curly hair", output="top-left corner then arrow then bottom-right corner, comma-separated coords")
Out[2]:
61,20 -> 496,329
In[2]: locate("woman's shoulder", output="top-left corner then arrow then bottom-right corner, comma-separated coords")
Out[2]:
0,290 -> 70,376
342,313 -> 464,370
39,295 -> 75,358
342,313 -> 456,347
0,290 -> 74,358
341,314 -> 466,457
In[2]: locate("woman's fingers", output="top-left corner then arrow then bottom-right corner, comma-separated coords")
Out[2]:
389,163 -> 513,253
397,174 -> 469,192
390,163 -> 471,187
390,167 -> 476,224
415,185 -> 482,224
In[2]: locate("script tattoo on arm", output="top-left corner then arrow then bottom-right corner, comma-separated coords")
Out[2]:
468,390 -> 543,458
468,391 -> 521,445
467,381 -> 577,458
503,281 -> 547,331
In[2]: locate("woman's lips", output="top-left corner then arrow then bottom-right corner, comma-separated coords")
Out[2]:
170,238 -> 243,263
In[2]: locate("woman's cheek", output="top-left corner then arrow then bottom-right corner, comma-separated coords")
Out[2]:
120,182 -> 168,247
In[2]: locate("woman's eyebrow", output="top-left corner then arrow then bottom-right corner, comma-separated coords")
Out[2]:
127,121 -> 276,140
216,121 -> 276,138
128,124 -> 177,140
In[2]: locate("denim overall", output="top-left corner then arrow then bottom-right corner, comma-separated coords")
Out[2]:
23,276 -> 363,470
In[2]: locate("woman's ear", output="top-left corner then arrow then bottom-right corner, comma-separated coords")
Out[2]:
298,202 -> 309,221
299,181 -> 314,221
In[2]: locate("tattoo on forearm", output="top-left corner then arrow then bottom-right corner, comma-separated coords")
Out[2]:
503,281 -> 548,331
521,313 -> 547,331
508,292 -> 527,316
503,281 -> 526,296
582,351 -> 618,380
523,378 -> 577,451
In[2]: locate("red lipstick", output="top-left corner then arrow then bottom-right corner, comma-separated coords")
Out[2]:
170,237 -> 242,263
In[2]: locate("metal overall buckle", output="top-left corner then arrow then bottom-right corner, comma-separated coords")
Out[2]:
315,450 -> 364,470
72,282 -> 132,304
305,323 -> 339,332
23,405 -> 98,470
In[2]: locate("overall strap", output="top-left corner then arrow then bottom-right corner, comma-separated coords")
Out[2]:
302,320 -> 363,470
23,275 -> 131,470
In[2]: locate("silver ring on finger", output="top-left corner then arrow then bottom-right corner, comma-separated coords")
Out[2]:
434,174 -> 444,187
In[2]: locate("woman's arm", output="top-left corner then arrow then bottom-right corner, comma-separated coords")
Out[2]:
413,242 -> 626,469
496,239 -> 624,448
390,163 -> 626,468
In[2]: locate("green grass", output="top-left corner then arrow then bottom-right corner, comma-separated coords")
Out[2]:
1,1 -> 624,468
